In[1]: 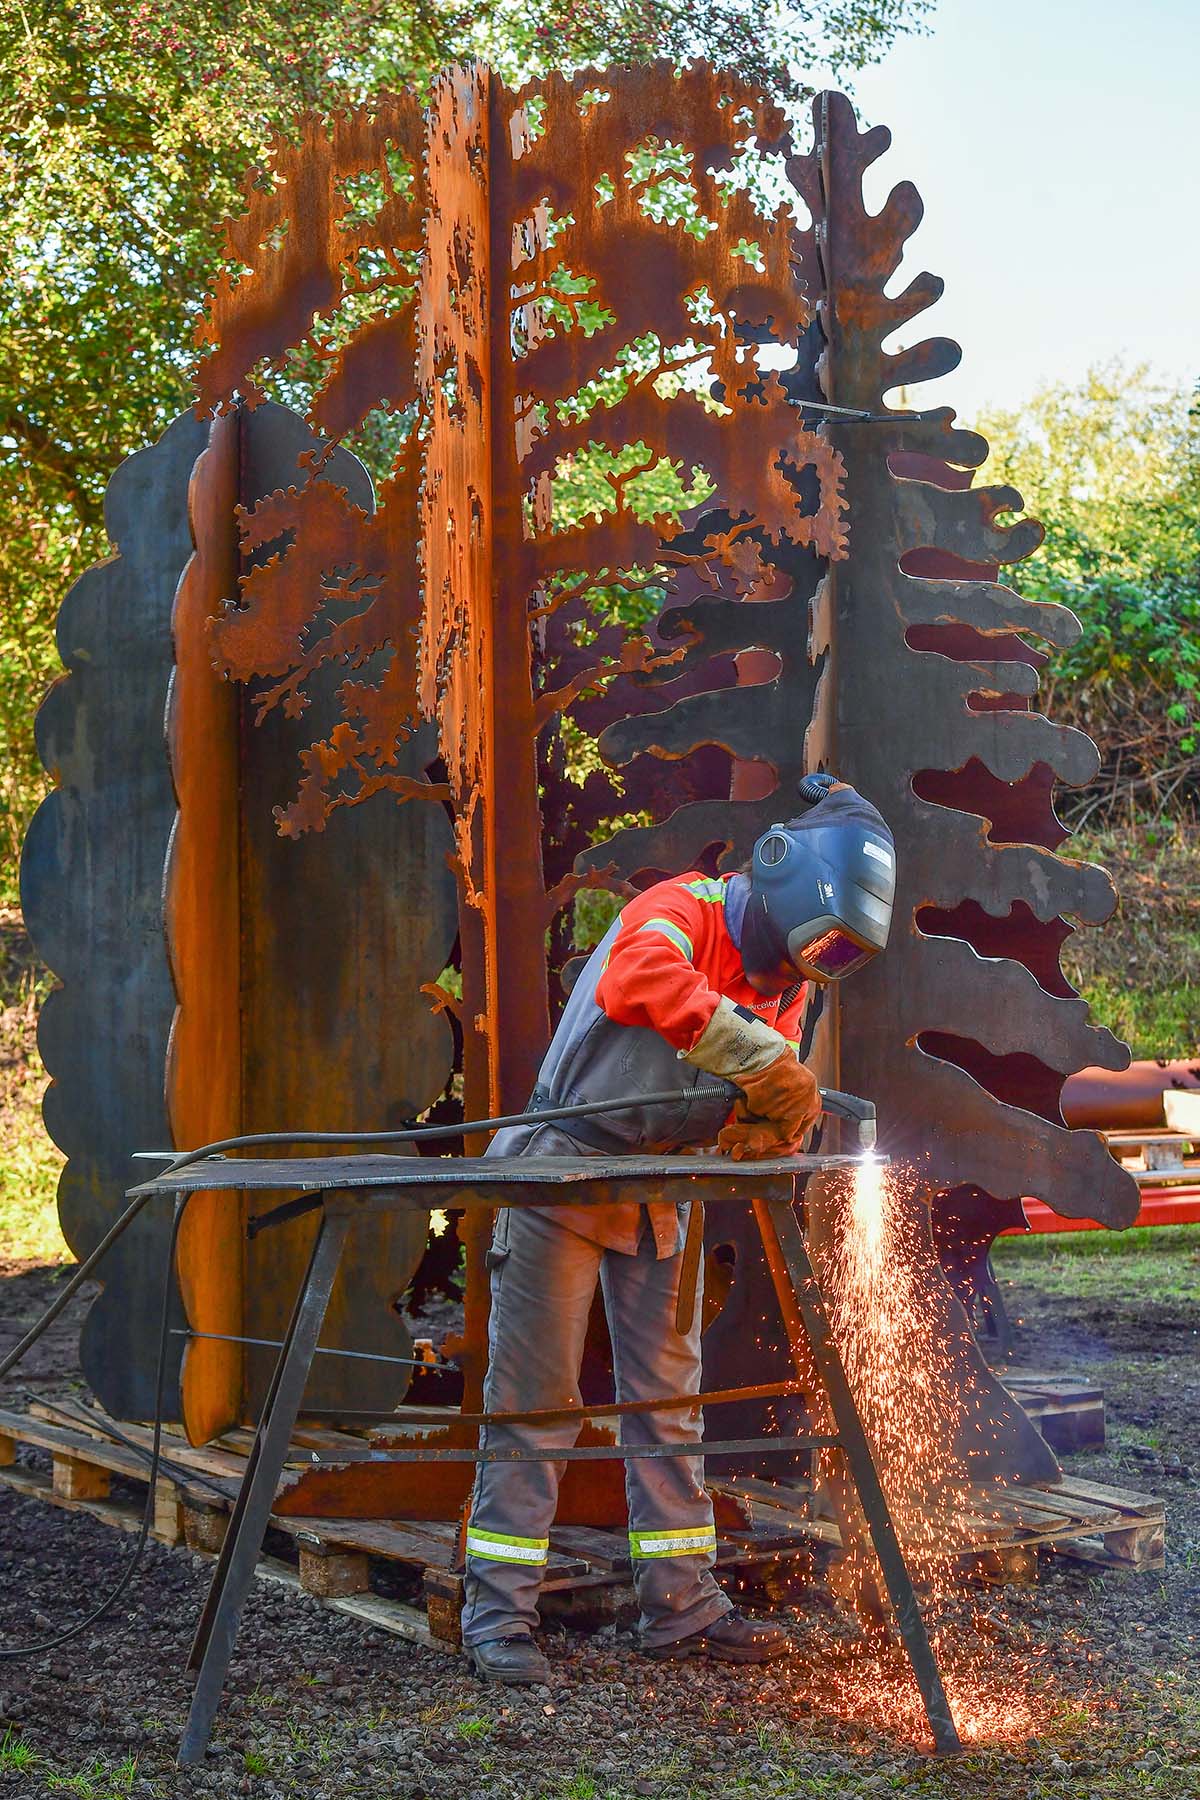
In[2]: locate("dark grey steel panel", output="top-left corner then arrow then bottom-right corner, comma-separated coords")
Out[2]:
21,409 -> 209,1417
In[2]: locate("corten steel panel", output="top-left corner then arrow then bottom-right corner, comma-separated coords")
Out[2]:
233,404 -> 457,1417
166,404 -> 458,1435
168,409 -> 245,1444
20,409 -> 207,1420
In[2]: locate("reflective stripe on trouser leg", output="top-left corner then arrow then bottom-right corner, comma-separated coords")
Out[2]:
465,1529 -> 549,1565
460,1141 -> 603,1646
601,1217 -> 731,1648
630,1526 -> 718,1559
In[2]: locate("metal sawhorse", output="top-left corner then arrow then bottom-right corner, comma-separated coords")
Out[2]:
125,1153 -> 961,1760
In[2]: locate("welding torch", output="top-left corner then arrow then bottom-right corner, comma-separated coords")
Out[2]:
814,1088 -> 878,1155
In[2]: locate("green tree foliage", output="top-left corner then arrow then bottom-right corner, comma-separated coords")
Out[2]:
0,0 -> 928,893
980,362 -> 1200,827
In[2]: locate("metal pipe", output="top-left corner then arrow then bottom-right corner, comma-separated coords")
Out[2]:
306,1435 -> 840,1463
171,1329 -> 454,1372
369,1378 -> 809,1430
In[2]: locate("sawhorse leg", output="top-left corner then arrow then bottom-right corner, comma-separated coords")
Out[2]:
177,1204 -> 352,1767
754,1195 -> 961,1756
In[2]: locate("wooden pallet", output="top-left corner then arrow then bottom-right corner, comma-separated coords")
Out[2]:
0,1401 -> 1164,1650
1003,1370 -> 1106,1452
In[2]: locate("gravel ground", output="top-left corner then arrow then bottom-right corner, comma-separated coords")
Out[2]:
0,1238 -> 1197,1800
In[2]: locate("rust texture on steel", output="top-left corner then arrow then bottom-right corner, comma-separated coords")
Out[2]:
163,402 -> 459,1443
194,62 -> 852,1410
168,407 -> 244,1445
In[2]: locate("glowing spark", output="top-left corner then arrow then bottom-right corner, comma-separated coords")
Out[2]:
806,1156 -> 1059,1745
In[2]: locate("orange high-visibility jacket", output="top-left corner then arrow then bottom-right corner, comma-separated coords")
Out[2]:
521,871 -> 809,1256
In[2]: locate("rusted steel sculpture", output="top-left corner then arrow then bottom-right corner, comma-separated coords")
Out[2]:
22,65 -> 1137,1506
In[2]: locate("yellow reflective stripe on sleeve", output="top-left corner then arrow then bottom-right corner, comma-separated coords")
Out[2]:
681,877 -> 726,904
465,1529 -> 549,1565
628,1526 -> 718,1560
636,918 -> 694,959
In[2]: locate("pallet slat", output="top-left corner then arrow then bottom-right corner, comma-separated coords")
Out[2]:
0,1399 -> 1167,1654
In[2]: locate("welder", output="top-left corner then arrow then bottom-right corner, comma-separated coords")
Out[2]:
462,776 -> 896,1682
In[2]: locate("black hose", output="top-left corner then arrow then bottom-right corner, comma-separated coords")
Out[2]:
0,1198 -> 184,1659
150,1082 -> 737,1178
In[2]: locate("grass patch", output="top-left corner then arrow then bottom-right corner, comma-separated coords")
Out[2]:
455,1715 -> 492,1742
43,1754 -> 138,1798
992,1222 -> 1200,1300
0,1726 -> 35,1772
1071,973 -> 1200,1063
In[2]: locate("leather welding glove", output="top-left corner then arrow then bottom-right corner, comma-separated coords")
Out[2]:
682,997 -> 822,1160
717,1106 -> 807,1162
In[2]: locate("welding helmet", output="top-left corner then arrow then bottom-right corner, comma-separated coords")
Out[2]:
741,776 -> 896,984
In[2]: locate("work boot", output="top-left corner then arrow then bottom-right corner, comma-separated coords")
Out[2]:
467,1635 -> 551,1684
645,1610 -> 793,1664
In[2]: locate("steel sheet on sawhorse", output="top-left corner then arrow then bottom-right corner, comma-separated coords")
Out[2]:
126,1153 -> 960,1764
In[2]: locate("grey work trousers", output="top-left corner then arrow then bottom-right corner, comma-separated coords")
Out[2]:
460,1129 -> 731,1648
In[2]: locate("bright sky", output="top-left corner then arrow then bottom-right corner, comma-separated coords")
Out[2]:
830,0 -> 1199,426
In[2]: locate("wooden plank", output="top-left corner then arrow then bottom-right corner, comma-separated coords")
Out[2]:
1050,1474 -> 1166,1518
218,1422 -> 371,1461
1005,1373 -> 1104,1404
0,1408 -> 238,1504
1056,1524 -> 1165,1571
0,1462 -> 145,1536
969,1482 -> 1115,1525
273,1516 -> 460,1572
1104,1129 -> 1194,1147
541,1568 -> 627,1594
244,1555 -> 454,1653
708,1476 -> 811,1515
550,1526 -> 631,1572
0,1431 -> 15,1468
722,1522 -> 832,1556
116,1418 -> 308,1478
966,1504 -> 1110,1544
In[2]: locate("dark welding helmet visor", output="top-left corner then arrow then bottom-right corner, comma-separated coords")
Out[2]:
741,784 -> 896,985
